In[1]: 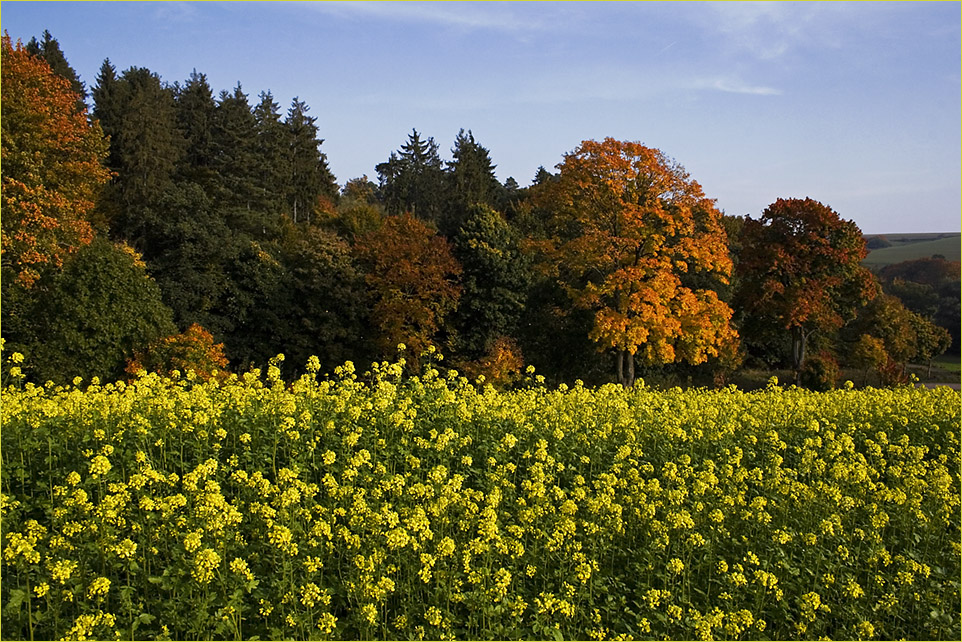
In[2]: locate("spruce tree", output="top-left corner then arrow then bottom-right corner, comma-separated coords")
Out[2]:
91,59 -> 122,166
285,97 -> 337,225
212,84 -> 267,235
174,69 -> 217,184
443,128 -> 501,235
376,129 -> 445,224
92,66 -> 186,253
252,91 -> 289,218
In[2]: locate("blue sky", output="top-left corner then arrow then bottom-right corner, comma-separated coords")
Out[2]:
2,1 -> 959,233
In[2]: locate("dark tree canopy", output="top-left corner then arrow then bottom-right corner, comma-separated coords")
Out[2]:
2,236 -> 177,384
285,97 -> 338,224
737,197 -> 878,375
449,204 -> 530,361
376,129 -> 446,224
442,129 -> 502,235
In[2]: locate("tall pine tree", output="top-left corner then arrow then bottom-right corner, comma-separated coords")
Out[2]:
376,129 -> 445,224
284,97 -> 337,224
174,70 -> 217,185
95,66 -> 185,248
91,59 -> 122,160
252,91 -> 289,218
443,129 -> 501,235
212,84 -> 267,235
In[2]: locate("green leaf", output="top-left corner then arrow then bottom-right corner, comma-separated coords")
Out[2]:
6,588 -> 26,612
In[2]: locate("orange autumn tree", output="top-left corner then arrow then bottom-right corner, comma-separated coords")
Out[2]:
533,138 -> 738,387
1,33 -> 111,286
354,212 -> 461,366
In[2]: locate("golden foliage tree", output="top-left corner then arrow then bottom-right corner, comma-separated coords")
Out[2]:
532,138 -> 738,386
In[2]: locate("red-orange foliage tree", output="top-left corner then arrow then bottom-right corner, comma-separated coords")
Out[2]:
1,33 -> 111,286
126,323 -> 229,381
737,197 -> 878,377
532,138 -> 738,386
354,213 -> 461,365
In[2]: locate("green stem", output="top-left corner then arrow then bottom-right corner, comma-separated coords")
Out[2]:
25,574 -> 35,641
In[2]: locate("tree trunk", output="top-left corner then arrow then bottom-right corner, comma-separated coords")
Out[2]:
615,349 -> 635,388
791,326 -> 809,384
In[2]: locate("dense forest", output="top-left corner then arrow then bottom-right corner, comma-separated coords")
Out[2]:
2,31 -> 958,389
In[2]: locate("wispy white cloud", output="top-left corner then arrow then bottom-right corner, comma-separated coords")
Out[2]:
690,1 -> 851,61
152,1 -> 200,24
694,76 -> 783,96
309,1 -> 559,35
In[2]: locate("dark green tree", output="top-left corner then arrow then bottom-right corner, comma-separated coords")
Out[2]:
376,129 -> 446,224
139,182 -> 236,340
252,90 -> 289,218
219,239 -> 286,370
174,69 -> 217,185
442,129 -> 502,235
96,66 -> 185,248
90,59 -> 123,168
532,165 -> 557,185
375,151 -> 405,213
269,224 -> 372,375
2,236 -> 176,384
449,205 -> 530,360
498,175 -> 527,217
212,84 -> 271,236
285,97 -> 338,224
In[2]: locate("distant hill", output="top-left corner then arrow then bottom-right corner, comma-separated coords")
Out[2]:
862,232 -> 961,269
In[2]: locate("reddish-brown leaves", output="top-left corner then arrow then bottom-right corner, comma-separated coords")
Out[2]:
738,197 -> 878,334
1,34 -> 111,286
354,213 -> 461,364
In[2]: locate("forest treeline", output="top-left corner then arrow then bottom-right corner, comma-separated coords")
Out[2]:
2,32 -> 958,389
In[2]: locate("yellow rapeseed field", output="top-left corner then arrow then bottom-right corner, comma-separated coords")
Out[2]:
1,348 -> 959,640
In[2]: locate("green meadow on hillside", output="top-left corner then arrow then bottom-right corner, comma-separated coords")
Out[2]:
862,233 -> 961,269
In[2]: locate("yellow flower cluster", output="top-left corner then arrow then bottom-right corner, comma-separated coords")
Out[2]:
1,354 -> 958,640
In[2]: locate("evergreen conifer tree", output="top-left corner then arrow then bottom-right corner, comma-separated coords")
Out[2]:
252,91 -> 289,218
174,70 -> 217,184
443,129 -> 501,235
376,129 -> 445,224
212,84 -> 266,234
105,66 -> 185,246
284,97 -> 337,224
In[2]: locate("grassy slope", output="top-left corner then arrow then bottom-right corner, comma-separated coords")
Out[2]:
862,233 -> 961,268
